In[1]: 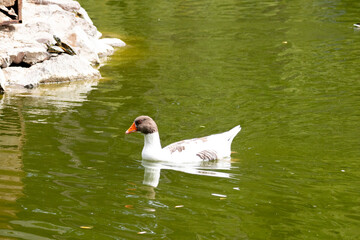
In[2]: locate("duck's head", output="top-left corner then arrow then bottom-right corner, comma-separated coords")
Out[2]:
125,116 -> 158,134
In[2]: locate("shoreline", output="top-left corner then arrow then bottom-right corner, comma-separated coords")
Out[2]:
0,0 -> 125,93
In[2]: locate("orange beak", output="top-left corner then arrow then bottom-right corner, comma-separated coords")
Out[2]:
125,122 -> 137,134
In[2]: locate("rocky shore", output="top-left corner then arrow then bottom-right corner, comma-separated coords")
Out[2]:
0,0 -> 125,93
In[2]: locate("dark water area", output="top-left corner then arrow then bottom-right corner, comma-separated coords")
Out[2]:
0,0 -> 359,239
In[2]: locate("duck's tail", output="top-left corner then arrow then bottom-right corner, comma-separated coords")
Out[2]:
225,125 -> 241,143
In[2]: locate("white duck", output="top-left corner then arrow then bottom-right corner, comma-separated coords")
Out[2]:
125,116 -> 241,162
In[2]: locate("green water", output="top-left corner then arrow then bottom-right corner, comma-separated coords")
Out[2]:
1,0 -> 360,239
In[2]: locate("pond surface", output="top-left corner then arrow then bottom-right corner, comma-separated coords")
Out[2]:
1,0 -> 360,239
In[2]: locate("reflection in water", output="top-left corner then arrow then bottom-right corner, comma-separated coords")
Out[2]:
12,79 -> 99,112
0,95 -> 25,229
142,158 -> 233,188
0,79 -> 98,233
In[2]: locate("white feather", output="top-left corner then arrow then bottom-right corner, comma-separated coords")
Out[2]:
141,125 -> 241,162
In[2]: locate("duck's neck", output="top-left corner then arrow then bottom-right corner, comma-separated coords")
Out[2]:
144,132 -> 162,148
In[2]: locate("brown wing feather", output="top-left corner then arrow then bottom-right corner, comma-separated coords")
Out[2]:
168,143 -> 186,153
196,150 -> 218,161
165,137 -> 215,159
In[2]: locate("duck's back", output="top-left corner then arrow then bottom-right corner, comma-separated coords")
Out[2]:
163,125 -> 241,161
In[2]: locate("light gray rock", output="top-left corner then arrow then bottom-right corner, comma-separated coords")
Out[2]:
0,0 -> 126,92
99,38 -> 126,47
0,5 -> 17,18
8,46 -> 50,65
0,68 -> 6,92
68,26 -> 100,64
95,39 -> 115,58
0,11 -> 12,22
0,12 -> 9,21
0,0 -> 15,7
27,0 -> 80,12
23,50 -> 50,65
0,40 -> 50,66
2,54 -> 101,88
0,55 -> 10,68
77,7 -> 94,26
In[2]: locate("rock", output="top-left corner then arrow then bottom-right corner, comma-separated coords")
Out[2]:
0,0 -> 126,92
77,7 -> 94,26
0,55 -> 10,68
95,39 -> 115,58
2,55 -> 101,88
0,5 -> 17,18
0,0 -> 15,7
68,26 -> 100,64
97,44 -> 114,58
23,49 -> 50,65
8,45 -> 50,66
0,39 -> 50,67
72,36 -> 127,60
27,0 -> 80,12
0,11 -> 12,22
0,68 -> 5,93
99,38 -> 126,47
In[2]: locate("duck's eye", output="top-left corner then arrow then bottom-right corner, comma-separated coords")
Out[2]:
135,119 -> 142,125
